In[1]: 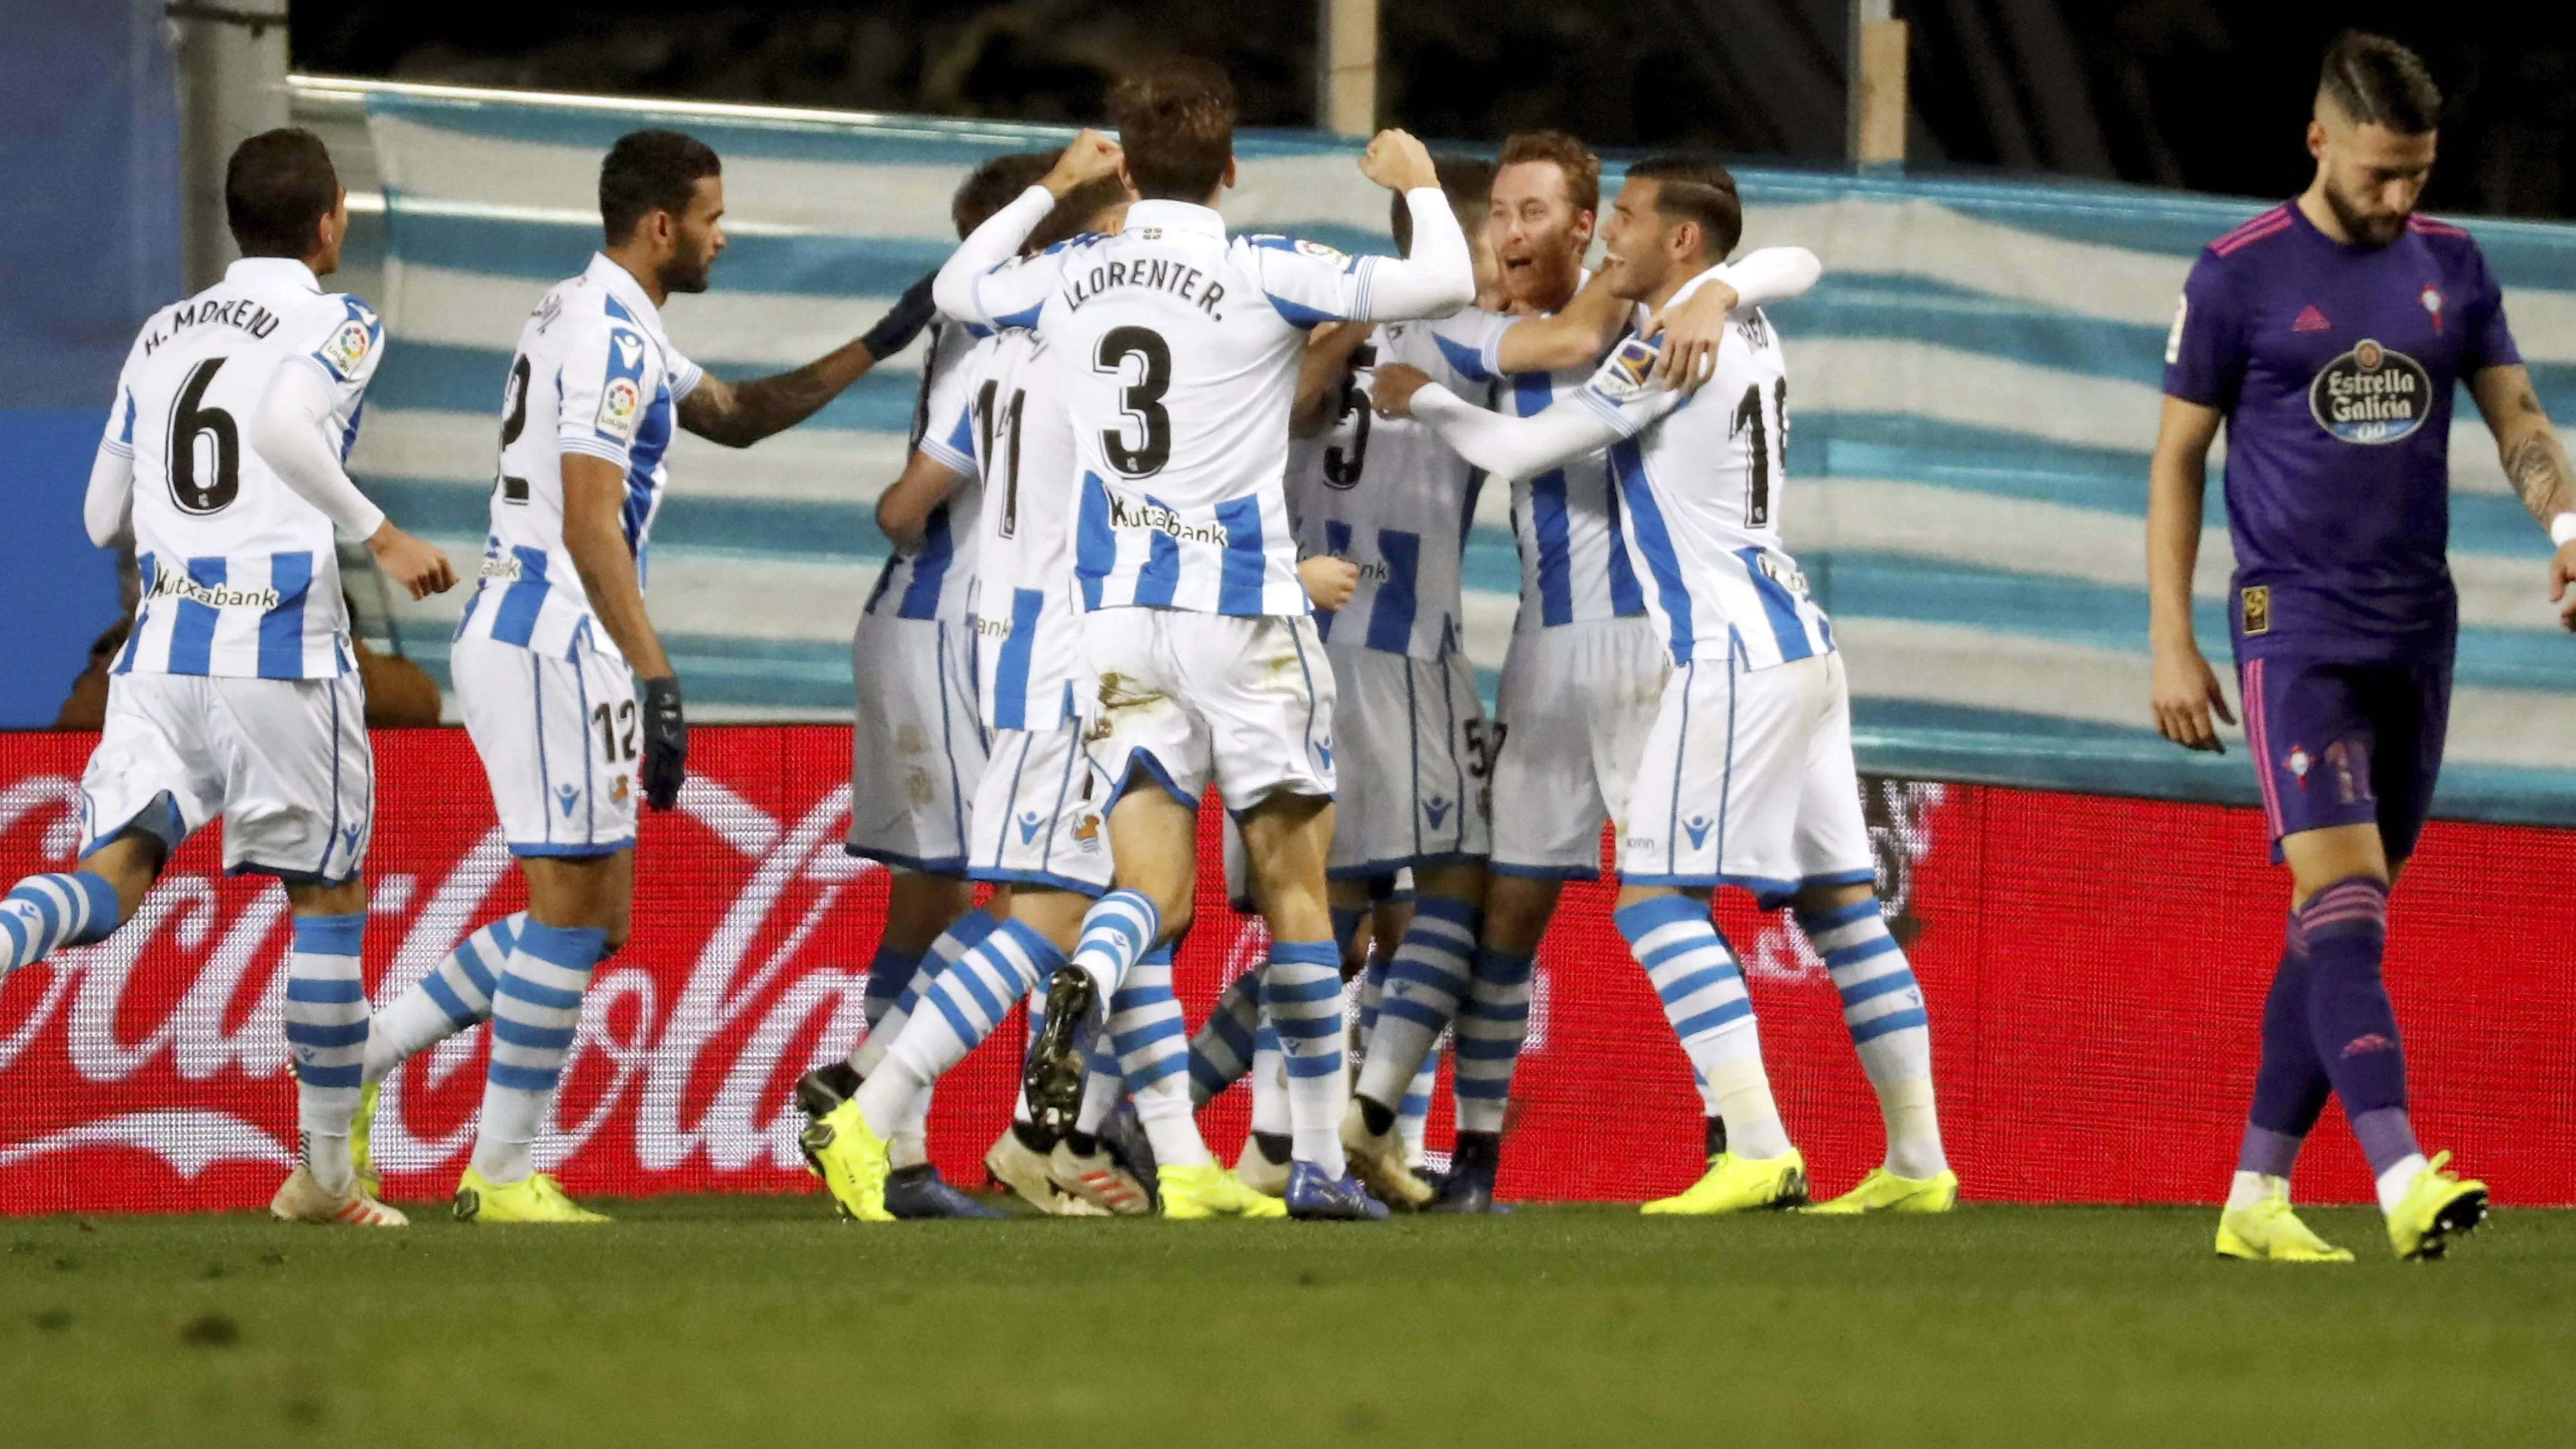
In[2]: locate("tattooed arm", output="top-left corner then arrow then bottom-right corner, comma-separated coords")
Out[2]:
2469,364 -> 2576,631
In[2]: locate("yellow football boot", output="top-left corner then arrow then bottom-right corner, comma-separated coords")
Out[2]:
1642,1149 -> 1808,1215
1804,1166 -> 1959,1215
1160,1162 -> 1290,1220
799,1098 -> 894,1222
351,1080 -> 381,1197
2386,1151 -> 2488,1261
2214,1186 -> 2354,1262
453,1168 -> 610,1224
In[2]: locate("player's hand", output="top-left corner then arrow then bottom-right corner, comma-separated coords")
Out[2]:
365,523 -> 458,600
2550,541 -> 2576,632
862,271 -> 939,360
1043,130 -> 1125,197
1359,129 -> 1438,193
1369,363 -> 1432,419
1299,555 -> 1361,612
1642,278 -> 1742,394
639,675 -> 689,809
2150,644 -> 2235,752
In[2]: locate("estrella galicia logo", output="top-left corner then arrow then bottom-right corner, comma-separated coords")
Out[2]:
2309,337 -> 2432,444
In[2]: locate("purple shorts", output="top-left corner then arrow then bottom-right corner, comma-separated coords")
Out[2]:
2236,650 -> 2452,863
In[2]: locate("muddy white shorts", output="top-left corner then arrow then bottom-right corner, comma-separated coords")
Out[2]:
1488,615 -> 1668,879
1323,645 -> 1491,878
969,723 -> 1113,895
1080,607 -> 1335,813
847,608 -> 986,873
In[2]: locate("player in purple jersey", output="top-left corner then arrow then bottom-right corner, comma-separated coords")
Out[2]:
2148,33 -> 2576,1261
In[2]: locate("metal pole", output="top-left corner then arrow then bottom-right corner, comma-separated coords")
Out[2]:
169,3 -> 291,289
1846,0 -> 1907,166
1317,0 -> 1379,138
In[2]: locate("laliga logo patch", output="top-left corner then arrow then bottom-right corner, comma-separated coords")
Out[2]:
324,319 -> 372,375
1294,238 -> 1353,269
2309,336 -> 2430,444
1597,337 -> 1661,402
597,377 -> 643,438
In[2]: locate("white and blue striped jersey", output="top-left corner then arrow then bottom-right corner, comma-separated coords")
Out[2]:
105,258 -> 382,680
1480,288 -> 1650,636
923,330 -> 1068,729
455,253 -> 703,662
1581,288 -> 1832,671
1287,313 -> 1493,660
866,318 -> 984,622
959,199 -> 1442,617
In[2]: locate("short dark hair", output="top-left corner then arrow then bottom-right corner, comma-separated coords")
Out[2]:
2321,32 -> 2442,135
1391,154 -> 1495,256
599,130 -> 722,244
1496,130 -> 1601,215
225,129 -> 339,259
1109,58 -> 1236,202
1626,154 -> 1742,261
1028,175 -> 1130,252
954,150 -> 1061,239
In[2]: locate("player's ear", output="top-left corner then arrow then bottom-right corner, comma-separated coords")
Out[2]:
1222,154 -> 1238,191
2307,116 -> 2329,161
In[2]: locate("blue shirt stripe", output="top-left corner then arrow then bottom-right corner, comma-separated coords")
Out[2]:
258,551 -> 312,680
1318,519 -> 1354,638
1366,528 -> 1420,654
1134,493 -> 1183,607
491,545 -> 552,647
1737,546 -> 1817,662
1075,473 -> 1115,611
169,558 -> 225,676
1516,374 -> 1576,626
897,504 -> 954,620
1610,440 -> 1695,664
992,586 -> 1044,731
1215,496 -> 1267,615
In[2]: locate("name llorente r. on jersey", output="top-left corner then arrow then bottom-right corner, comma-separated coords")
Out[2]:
1581,283 -> 1833,671
455,252 -> 705,662
922,327 -> 1083,733
106,257 -> 383,680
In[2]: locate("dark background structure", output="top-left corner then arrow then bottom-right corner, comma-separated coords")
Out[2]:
291,1 -> 2576,219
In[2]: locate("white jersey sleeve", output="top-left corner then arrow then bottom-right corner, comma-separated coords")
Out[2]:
1577,333 -> 1691,439
555,312 -> 660,471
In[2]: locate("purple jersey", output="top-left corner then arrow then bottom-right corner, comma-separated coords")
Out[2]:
2164,203 -> 2519,657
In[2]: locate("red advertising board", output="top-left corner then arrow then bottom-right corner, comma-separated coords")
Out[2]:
0,726 -> 2568,1214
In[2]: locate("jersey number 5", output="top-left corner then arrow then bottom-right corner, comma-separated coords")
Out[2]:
1094,326 -> 1172,477
1729,378 -> 1788,528
166,357 -> 240,514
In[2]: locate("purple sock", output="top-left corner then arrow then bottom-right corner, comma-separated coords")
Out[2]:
2300,876 -> 2419,1176
2237,915 -> 2330,1177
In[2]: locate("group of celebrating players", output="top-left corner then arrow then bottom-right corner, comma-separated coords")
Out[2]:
9,33 -> 2555,1255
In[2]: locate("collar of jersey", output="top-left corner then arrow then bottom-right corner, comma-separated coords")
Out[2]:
584,251 -> 669,332
223,256 -> 322,293
1123,200 -> 1226,238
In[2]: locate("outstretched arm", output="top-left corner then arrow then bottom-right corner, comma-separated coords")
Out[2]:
1371,365 -> 1624,480
1644,248 -> 1826,391
932,131 -> 1125,327
2470,364 -> 2576,630
2146,395 -> 2233,749
83,445 -> 133,549
876,448 -> 966,552
675,273 -> 938,448
257,362 -> 455,599
1490,269 -> 1629,375
1346,130 -> 1475,320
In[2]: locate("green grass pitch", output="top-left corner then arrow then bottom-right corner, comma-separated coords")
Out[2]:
4,1197 -> 2572,1446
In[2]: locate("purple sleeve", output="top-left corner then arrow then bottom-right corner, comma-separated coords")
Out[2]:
2162,251 -> 2245,410
2462,241 -> 2522,373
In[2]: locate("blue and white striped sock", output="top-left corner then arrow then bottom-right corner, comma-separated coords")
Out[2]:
1614,895 -> 1790,1160
1263,939 -> 1349,1175
862,945 -> 927,1029
1188,966 -> 1263,1105
1109,946 -> 1208,1167
1453,946 -> 1535,1136
0,870 -> 119,976
286,912 -> 370,1193
1355,896 -> 1479,1111
849,908 -> 997,1075
364,912 -> 523,1086
1069,889 -> 1159,1006
858,918 -> 1060,1138
1248,1017 -> 1290,1137
1075,1033 -> 1125,1137
1398,1047 -> 1438,1162
469,921 -> 604,1185
1797,898 -> 1945,1178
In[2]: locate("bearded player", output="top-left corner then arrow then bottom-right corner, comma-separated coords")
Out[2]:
2150,33 -> 2560,1261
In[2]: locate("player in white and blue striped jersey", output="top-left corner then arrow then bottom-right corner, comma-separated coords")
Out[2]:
1382,154 -> 1956,1217
4,131 -> 457,1228
417,129 -> 935,1224
919,63 -> 1472,1221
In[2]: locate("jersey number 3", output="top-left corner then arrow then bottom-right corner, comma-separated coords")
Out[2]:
166,357 -> 241,514
1093,326 -> 1172,478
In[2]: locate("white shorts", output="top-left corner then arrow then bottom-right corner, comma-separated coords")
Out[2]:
1081,607 -> 1335,813
1488,616 -> 1669,878
1323,645 -> 1491,878
847,609 -> 985,872
1619,649 -> 1875,905
451,633 -> 637,858
968,724 -> 1113,895
80,670 -> 373,883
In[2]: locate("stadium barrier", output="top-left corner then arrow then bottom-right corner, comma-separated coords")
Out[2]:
1,725 -> 2567,1214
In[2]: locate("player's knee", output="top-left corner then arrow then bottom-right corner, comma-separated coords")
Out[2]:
1790,880 -> 1876,915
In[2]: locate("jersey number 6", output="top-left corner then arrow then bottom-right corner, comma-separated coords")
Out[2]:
166,357 -> 241,515
1094,326 -> 1172,477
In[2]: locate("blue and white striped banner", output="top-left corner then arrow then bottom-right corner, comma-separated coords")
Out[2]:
316,79 -> 2576,819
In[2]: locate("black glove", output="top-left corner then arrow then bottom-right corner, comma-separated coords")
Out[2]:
861,271 -> 940,360
639,675 -> 687,811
